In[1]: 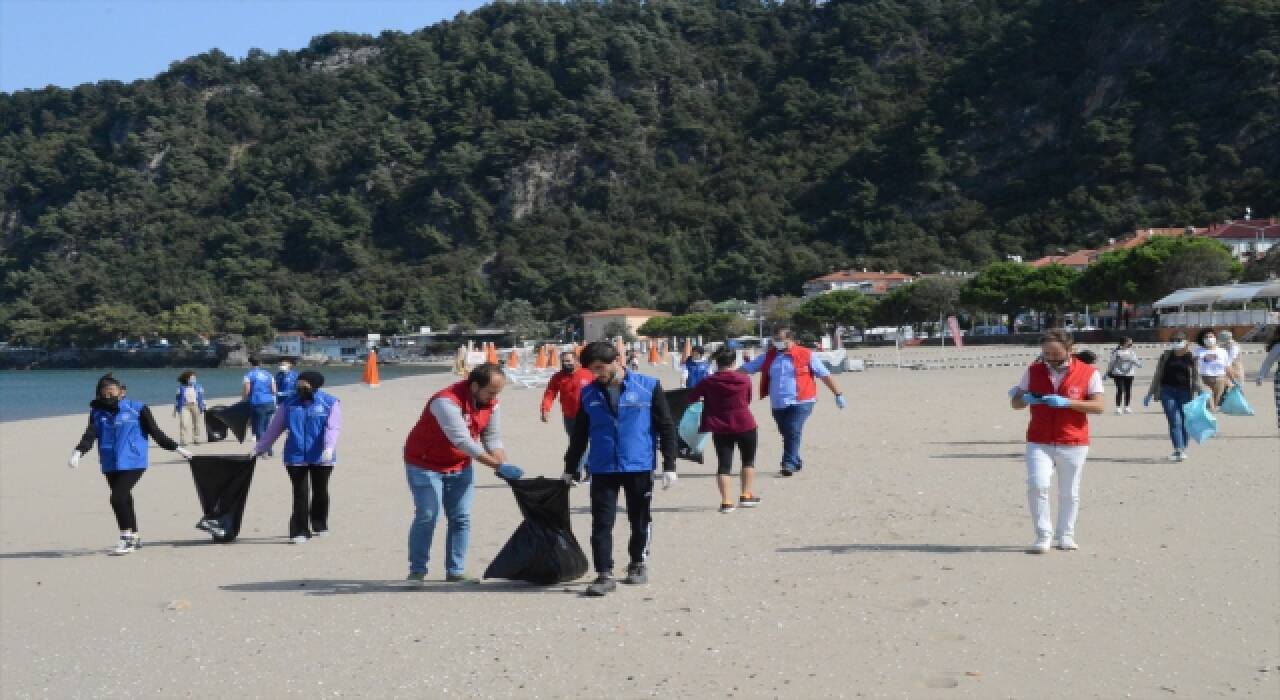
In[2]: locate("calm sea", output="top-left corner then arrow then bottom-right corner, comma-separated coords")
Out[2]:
0,365 -> 448,423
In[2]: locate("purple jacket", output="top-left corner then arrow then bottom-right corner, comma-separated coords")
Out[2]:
686,371 -> 756,434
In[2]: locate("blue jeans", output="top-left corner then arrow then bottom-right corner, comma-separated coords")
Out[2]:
250,403 -> 275,452
1159,385 -> 1192,450
405,464 -> 475,576
771,401 -> 816,470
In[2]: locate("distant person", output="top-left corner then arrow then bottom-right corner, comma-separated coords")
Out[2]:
173,370 -> 206,445
627,348 -> 640,372
681,345 -> 711,389
275,359 -> 298,405
739,328 -> 845,477
453,345 -> 468,377
687,346 -> 759,513
253,371 -> 342,544
1144,331 -> 1206,462
1220,330 -> 1244,384
1193,329 -> 1229,410
1009,330 -> 1105,553
1256,328 -> 1280,431
541,351 -> 595,480
564,342 -> 677,597
1104,337 -> 1142,415
242,356 -> 277,456
69,376 -> 191,555
402,364 -> 521,583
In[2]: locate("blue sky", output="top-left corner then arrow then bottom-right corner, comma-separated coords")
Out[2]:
0,0 -> 490,93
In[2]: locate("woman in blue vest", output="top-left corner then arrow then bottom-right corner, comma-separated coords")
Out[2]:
253,371 -> 342,544
275,359 -> 298,405
69,375 -> 191,555
242,356 -> 278,456
681,345 -> 711,389
173,370 -> 207,446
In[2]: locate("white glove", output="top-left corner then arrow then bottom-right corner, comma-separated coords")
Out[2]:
176,447 -> 193,460
320,448 -> 334,463
68,450 -> 82,469
662,471 -> 678,489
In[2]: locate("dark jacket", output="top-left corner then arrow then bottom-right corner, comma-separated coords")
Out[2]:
686,370 -> 756,434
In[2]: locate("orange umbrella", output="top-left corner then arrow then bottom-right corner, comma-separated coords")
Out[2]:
574,343 -> 583,360
486,342 -> 498,365
682,337 -> 692,358
534,345 -> 547,369
507,348 -> 520,369
647,342 -> 659,364
362,348 -> 380,388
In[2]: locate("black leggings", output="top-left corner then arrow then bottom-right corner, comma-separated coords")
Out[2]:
103,470 -> 145,532
1113,376 -> 1135,407
711,429 -> 758,475
286,465 -> 334,538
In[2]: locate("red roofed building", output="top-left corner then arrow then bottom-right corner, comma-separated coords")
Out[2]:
582,307 -> 671,342
1028,250 -> 1097,271
803,270 -> 916,298
1203,218 -> 1280,261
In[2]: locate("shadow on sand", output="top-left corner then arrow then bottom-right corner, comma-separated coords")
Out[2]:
778,543 -> 1029,555
219,578 -> 579,595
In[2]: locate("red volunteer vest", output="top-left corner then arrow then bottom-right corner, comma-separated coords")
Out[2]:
760,345 -> 817,401
404,381 -> 497,473
1025,359 -> 1095,446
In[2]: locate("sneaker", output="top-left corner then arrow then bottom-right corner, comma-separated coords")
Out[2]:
1029,534 -> 1051,554
289,535 -> 308,545
1169,450 -> 1187,462
312,530 -> 330,538
778,467 -> 794,478
405,572 -> 427,584
623,563 -> 648,585
1056,535 -> 1079,551
195,518 -> 215,533
584,573 -> 617,596
719,503 -> 736,514
445,573 -> 480,584
1114,408 -> 1123,415
1123,407 -> 1133,414
111,533 -> 139,555
738,495 -> 761,508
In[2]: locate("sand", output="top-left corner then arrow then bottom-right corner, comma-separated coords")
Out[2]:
2,348 -> 1277,699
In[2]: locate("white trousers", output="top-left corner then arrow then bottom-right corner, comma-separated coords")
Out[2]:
1025,443 -> 1088,539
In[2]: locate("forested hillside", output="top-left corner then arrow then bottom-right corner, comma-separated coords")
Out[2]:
2,0 -> 1276,344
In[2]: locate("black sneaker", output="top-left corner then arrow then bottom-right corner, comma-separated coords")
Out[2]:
738,495 -> 761,508
623,563 -> 648,585
584,573 -> 616,596
445,573 -> 480,584
778,467 -> 794,477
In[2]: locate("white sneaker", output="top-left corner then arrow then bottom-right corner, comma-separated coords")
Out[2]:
312,530 -> 330,538
1115,408 -> 1123,415
1170,450 -> 1187,462
1123,407 -> 1133,414
1029,534 -> 1052,554
1056,535 -> 1079,551
110,533 -> 139,555
289,535 -> 308,545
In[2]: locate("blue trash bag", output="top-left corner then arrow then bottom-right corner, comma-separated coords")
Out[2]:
1218,384 -> 1255,417
1181,392 -> 1219,444
678,401 -> 711,456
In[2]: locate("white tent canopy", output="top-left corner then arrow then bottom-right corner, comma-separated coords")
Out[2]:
1153,281 -> 1280,309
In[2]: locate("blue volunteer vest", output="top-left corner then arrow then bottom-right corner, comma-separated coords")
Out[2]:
282,391 -> 337,465
684,359 -> 710,389
90,398 -> 150,472
246,368 -> 275,405
275,370 -> 298,404
581,372 -> 659,474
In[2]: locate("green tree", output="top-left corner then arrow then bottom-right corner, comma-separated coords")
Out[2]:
793,291 -> 875,331
961,262 -> 1034,331
493,298 -> 549,341
601,319 -> 636,342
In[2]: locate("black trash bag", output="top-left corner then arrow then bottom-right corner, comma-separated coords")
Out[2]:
663,388 -> 704,464
189,455 -> 257,542
205,401 -> 253,443
484,477 -> 588,585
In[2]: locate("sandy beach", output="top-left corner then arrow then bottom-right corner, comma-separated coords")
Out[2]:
2,349 -> 1277,699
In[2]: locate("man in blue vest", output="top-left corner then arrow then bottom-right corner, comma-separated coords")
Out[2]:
681,345 -> 711,389
275,359 -> 299,405
242,356 -> 278,457
564,341 -> 678,597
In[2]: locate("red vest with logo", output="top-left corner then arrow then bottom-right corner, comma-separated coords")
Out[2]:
404,381 -> 497,473
1025,359 -> 1095,446
760,345 -> 817,401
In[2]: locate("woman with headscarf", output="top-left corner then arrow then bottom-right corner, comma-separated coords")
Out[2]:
1104,337 -> 1142,415
1144,331 -> 1207,462
70,375 -> 191,554
253,371 -> 342,544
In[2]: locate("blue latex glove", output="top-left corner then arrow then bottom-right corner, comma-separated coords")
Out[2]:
1143,394 -> 1152,407
1020,393 -> 1044,406
1007,386 -> 1021,399
1042,395 -> 1071,409
496,463 -> 524,481
835,394 -> 847,409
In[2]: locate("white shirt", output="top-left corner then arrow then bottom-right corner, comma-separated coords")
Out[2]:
1195,346 -> 1228,377
1018,363 -> 1105,396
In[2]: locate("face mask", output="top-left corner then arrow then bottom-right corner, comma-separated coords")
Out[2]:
1171,340 -> 1187,350
1203,337 -> 1216,347
296,387 -> 314,401
772,340 -> 788,351
279,364 -> 289,372
561,364 -> 574,372
99,396 -> 120,410
188,377 -> 197,385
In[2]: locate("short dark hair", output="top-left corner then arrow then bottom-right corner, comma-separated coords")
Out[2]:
1039,329 -> 1073,348
1074,349 -> 1098,365
774,327 -> 795,340
691,345 -> 704,355
249,356 -> 261,366
1117,336 -> 1133,347
468,363 -> 505,388
581,341 -> 619,366
178,370 -> 194,384
1194,328 -> 1217,347
712,345 -> 737,368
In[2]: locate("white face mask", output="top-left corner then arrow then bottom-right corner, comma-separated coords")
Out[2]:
279,364 -> 290,372
1171,340 -> 1188,350
1203,337 -> 1217,347
772,340 -> 788,351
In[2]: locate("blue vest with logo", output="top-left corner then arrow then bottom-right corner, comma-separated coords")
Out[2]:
246,368 -> 275,405
581,372 -> 659,474
90,398 -> 150,472
282,391 -> 337,465
684,359 -> 710,389
275,370 -> 298,404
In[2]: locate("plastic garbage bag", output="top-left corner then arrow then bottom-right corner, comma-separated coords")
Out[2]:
1218,384 -> 1255,416
189,455 -> 257,542
205,401 -> 253,443
1181,393 -> 1219,444
677,401 -> 711,457
483,477 -> 588,585
663,389 -> 707,463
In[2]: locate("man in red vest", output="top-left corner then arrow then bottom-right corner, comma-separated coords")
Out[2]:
541,350 -> 595,479
739,327 -> 846,476
1010,330 -> 1105,553
403,363 -> 521,583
